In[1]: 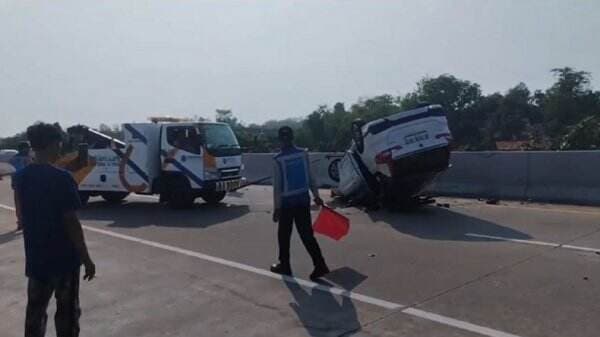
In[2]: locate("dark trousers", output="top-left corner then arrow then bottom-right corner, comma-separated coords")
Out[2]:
25,269 -> 81,337
278,206 -> 325,267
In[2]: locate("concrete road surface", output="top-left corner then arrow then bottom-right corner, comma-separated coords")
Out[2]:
1,177 -> 599,337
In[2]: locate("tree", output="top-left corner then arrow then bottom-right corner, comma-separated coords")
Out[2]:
98,124 -> 123,140
215,109 -> 239,127
538,67 -> 600,140
560,115 -> 600,150
399,74 -> 483,148
489,83 -> 539,141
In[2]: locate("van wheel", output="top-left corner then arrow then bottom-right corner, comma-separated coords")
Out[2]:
79,192 -> 90,206
101,192 -> 130,203
202,190 -> 226,204
167,176 -> 195,209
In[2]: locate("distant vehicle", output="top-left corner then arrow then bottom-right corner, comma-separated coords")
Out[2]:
0,150 -> 18,177
334,104 -> 452,207
57,118 -> 243,208
0,149 -> 18,163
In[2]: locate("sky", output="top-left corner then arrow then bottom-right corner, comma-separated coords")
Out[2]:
1,0 -> 599,137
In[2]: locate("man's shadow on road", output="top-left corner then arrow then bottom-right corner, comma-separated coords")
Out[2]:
284,268 -> 365,337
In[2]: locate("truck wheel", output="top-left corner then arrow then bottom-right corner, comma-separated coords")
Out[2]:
101,192 -> 130,203
168,177 -> 195,209
79,192 -> 90,206
202,190 -> 226,204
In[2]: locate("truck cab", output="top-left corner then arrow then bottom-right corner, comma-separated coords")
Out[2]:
158,122 -> 243,207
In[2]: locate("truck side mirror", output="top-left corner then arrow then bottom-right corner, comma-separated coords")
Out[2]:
78,143 -> 89,166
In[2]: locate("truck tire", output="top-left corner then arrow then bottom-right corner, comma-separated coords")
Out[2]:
79,192 -> 90,206
101,192 -> 130,203
167,176 -> 195,209
202,190 -> 227,204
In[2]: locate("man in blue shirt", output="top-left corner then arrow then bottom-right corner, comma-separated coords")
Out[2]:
10,141 -> 32,231
12,123 -> 95,337
271,126 -> 330,281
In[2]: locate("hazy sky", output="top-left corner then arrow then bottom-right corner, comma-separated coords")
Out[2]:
1,0 -> 599,136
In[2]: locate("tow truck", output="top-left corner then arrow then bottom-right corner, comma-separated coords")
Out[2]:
58,117 -> 243,208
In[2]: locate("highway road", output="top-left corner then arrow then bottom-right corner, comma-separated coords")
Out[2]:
1,177 -> 600,337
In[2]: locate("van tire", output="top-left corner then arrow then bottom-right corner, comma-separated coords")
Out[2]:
167,176 -> 195,209
101,192 -> 130,203
201,190 -> 226,204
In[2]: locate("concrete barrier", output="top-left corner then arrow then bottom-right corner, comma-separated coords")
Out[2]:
525,151 -> 600,205
427,152 -> 529,200
242,151 -> 600,206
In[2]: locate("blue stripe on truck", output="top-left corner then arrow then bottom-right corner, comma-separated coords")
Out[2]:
124,124 -> 148,144
160,150 -> 204,187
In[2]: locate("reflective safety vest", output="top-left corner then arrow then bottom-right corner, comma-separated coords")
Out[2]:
274,147 -> 310,200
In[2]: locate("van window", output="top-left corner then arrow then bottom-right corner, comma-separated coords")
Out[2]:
166,126 -> 202,154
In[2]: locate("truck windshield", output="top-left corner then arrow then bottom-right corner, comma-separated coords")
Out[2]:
200,124 -> 241,156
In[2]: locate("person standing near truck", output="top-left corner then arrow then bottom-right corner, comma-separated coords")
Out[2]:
10,141 -> 32,231
12,123 -> 95,337
271,126 -> 330,281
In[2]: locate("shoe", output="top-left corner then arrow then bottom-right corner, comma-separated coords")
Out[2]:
310,263 -> 330,281
270,263 -> 292,276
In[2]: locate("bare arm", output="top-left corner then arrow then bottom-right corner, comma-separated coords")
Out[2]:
64,211 -> 95,281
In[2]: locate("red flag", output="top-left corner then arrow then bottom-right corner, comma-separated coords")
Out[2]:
313,206 -> 350,241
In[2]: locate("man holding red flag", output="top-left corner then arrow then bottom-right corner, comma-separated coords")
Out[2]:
271,126 -> 330,281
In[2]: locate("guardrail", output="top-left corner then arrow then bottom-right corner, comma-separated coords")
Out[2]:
242,151 -> 600,206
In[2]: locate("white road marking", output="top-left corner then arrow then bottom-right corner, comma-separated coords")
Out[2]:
0,204 -> 15,211
0,203 -> 523,337
466,233 -> 600,254
403,308 -> 521,337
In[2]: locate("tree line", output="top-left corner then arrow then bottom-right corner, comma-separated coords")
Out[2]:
226,67 -> 599,152
2,67 -> 599,152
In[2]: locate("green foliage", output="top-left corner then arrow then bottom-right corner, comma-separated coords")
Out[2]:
559,114 -> 600,150
2,68 -> 600,152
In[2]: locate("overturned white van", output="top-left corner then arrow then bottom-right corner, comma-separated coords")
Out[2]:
335,104 -> 452,207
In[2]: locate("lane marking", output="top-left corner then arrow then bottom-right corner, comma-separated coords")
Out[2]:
0,204 -> 523,337
83,225 -> 403,310
448,200 -> 600,216
465,233 -> 600,254
0,204 -> 15,211
403,308 -> 521,337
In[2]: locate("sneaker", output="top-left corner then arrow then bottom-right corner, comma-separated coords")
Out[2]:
270,263 -> 292,276
310,264 -> 330,281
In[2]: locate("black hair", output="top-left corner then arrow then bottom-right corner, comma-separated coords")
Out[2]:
26,123 -> 63,151
278,126 -> 294,141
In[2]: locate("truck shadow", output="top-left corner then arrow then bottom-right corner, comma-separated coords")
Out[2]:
78,200 -> 250,229
366,206 -> 532,241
